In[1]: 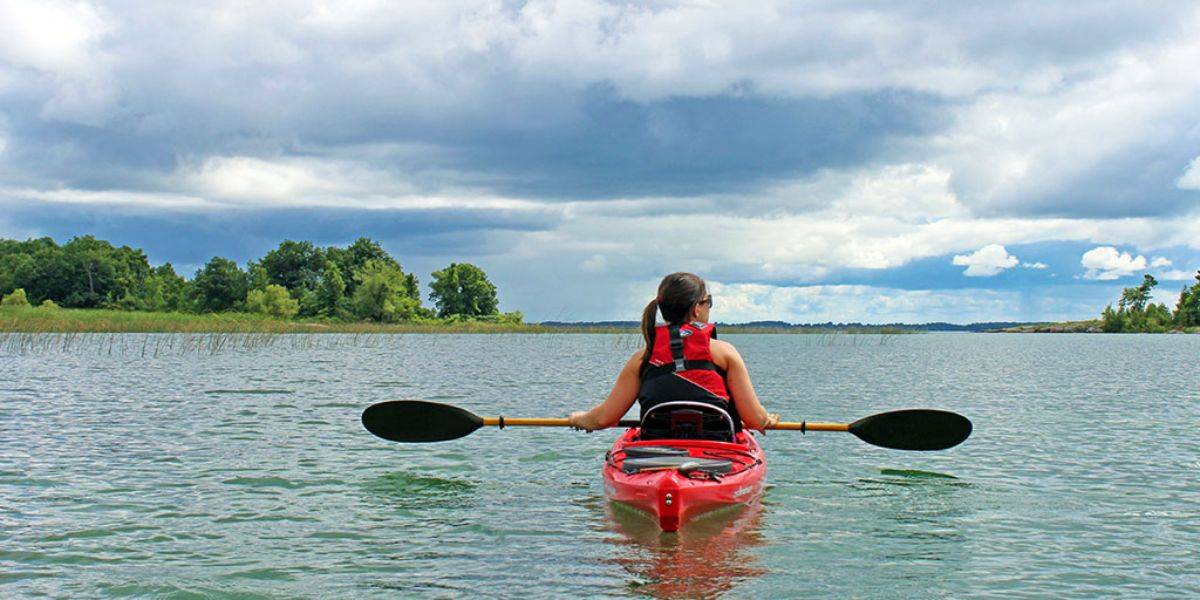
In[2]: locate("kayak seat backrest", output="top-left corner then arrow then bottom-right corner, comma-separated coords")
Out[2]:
639,401 -> 735,442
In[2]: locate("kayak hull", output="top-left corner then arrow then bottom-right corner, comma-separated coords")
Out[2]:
602,428 -> 766,532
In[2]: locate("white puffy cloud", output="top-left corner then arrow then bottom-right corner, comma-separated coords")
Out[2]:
1022,262 -> 1048,269
1157,268 -> 1195,281
580,254 -> 607,272
934,16 -> 1200,215
704,281 -> 1028,323
1081,246 -> 1147,280
952,244 -> 1019,276
1178,156 -> 1200,189
1150,256 -> 1173,267
0,0 -> 116,124
0,1 -> 109,75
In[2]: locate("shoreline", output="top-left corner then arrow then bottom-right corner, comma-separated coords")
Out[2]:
0,307 -> 912,335
992,319 -> 1199,333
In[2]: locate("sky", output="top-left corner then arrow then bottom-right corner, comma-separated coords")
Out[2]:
1,0 -> 1198,323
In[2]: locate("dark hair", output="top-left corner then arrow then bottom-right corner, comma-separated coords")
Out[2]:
639,272 -> 707,376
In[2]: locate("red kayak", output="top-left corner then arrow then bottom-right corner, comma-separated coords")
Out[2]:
602,428 -> 766,532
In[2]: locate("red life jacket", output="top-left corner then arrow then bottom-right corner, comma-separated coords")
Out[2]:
637,321 -> 742,431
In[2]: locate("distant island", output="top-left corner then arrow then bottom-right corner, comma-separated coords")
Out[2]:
0,234 -> 524,332
997,272 -> 1200,333
540,320 -> 1039,333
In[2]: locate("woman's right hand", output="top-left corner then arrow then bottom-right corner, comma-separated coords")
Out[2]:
568,411 -> 595,432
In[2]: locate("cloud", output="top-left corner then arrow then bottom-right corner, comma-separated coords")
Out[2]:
952,244 -> 1019,276
2,1 -> 1198,209
1022,262 -> 1048,269
580,254 -> 607,273
1080,246 -> 1146,280
934,16 -> 1200,217
1178,156 -> 1200,189
0,0 -> 116,124
1150,256 -> 1172,267
3,1 -> 1200,322
704,281 -> 1033,323
1158,268 -> 1196,281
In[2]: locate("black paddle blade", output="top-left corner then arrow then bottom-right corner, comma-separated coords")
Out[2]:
848,409 -> 972,451
361,400 -> 483,443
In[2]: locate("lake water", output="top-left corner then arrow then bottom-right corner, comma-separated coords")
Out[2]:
2,332 -> 1198,598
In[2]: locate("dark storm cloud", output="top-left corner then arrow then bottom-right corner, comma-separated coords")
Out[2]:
439,87 -> 945,199
0,201 -> 559,269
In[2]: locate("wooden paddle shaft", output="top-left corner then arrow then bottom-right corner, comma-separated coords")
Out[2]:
482,417 -> 641,428
771,421 -> 849,432
478,417 -> 848,432
483,417 -> 568,427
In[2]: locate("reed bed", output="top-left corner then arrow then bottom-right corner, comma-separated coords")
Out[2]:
1,329 -> 901,357
0,307 -> 909,356
0,307 -> 916,336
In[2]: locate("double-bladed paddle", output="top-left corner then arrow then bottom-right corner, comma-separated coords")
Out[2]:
361,400 -> 971,451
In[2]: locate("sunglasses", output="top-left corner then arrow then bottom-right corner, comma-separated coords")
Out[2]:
699,295 -> 713,308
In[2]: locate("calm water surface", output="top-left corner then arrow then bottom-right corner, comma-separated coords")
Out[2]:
2,333 -> 1198,598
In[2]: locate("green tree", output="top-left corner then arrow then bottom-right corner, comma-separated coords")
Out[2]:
326,237 -> 397,297
191,257 -> 249,312
117,262 -> 188,312
55,236 -> 152,308
0,252 -> 36,297
247,261 -> 270,291
38,298 -> 60,310
1100,304 -> 1124,332
1118,274 -> 1157,312
2,237 -> 64,304
308,260 -> 348,318
259,240 -> 325,298
1143,302 -> 1173,333
155,264 -> 190,311
351,259 -> 421,322
1175,270 -> 1200,327
429,263 -> 498,318
1,288 -> 29,306
246,284 -> 299,319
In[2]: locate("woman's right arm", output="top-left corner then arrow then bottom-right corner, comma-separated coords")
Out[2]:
567,350 -> 644,432
714,340 -> 779,432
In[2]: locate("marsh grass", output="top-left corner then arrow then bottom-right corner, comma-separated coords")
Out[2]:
0,307 -> 908,356
0,307 -> 916,335
0,306 -> 570,334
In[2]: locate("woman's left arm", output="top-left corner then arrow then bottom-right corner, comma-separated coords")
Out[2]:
713,340 -> 779,432
568,350 -> 644,431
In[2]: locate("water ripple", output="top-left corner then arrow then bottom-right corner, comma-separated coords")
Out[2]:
0,333 -> 1197,598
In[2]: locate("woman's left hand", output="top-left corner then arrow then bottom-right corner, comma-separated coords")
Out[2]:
759,412 -> 780,433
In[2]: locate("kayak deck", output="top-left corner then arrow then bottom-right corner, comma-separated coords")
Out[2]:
602,428 -> 766,532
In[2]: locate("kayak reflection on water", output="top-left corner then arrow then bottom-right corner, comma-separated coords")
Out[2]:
603,500 -> 766,598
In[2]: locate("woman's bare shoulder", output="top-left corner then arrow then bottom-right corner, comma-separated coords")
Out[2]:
709,338 -> 740,367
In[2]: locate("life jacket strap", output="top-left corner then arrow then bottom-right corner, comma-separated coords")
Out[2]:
668,323 -> 686,372
642,360 -> 721,380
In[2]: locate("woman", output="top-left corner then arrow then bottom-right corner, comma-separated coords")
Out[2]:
568,272 -> 779,434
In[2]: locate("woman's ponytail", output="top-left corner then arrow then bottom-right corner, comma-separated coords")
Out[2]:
639,298 -> 659,377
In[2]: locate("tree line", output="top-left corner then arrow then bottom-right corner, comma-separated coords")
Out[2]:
0,235 -> 521,324
1099,272 -> 1200,332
